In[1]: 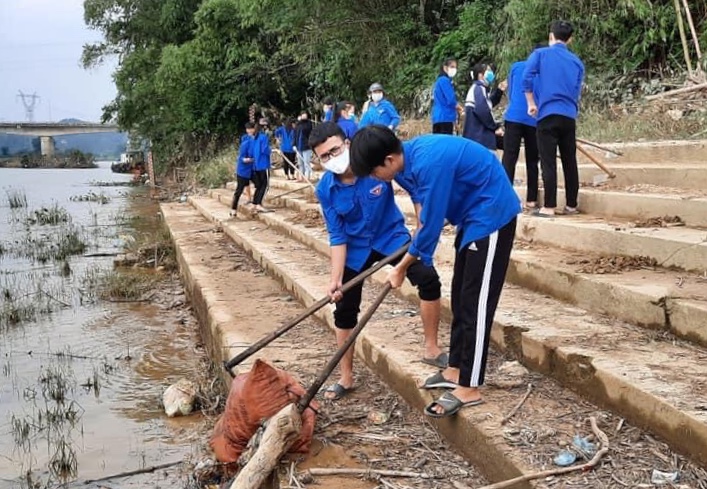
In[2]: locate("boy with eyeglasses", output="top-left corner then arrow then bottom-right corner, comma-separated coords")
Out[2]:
309,122 -> 445,401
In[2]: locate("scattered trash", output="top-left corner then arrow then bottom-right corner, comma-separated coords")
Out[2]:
567,255 -> 658,274
651,469 -> 679,485
553,450 -> 577,467
572,434 -> 597,457
633,215 -> 684,228
180,194 -> 187,203
163,378 -> 197,417
367,410 -> 390,425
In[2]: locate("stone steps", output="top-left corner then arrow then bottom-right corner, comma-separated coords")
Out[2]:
195,191 -> 707,468
216,187 -> 707,348
264,175 -> 707,229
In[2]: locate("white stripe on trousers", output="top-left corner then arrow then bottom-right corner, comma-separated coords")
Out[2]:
470,230 -> 498,386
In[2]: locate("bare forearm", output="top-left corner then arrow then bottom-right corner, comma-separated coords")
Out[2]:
330,245 -> 347,282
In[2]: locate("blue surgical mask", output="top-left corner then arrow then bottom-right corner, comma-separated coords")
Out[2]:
484,70 -> 496,84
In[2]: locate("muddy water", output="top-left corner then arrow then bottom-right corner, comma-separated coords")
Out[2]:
0,164 -> 205,488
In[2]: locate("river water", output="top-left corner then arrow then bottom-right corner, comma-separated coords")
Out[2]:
0,163 -> 206,488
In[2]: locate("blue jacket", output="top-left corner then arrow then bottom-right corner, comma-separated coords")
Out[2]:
236,135 -> 255,179
462,81 -> 502,150
399,135 -> 521,266
323,109 -> 333,122
522,43 -> 584,121
504,61 -> 536,127
274,126 -> 294,152
337,118 -> 358,140
359,99 -> 401,130
431,74 -> 458,124
316,172 -> 410,272
253,132 -> 271,171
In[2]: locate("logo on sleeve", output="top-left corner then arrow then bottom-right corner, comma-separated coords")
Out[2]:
370,184 -> 383,196
469,242 -> 478,251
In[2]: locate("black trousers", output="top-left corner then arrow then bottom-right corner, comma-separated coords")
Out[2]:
282,151 -> 296,177
432,122 -> 454,135
537,115 -> 578,209
449,218 -> 516,387
231,176 -> 251,210
335,250 -> 441,329
502,121 -> 539,203
252,169 -> 269,206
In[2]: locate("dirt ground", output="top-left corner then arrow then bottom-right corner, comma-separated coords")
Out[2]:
170,202 -> 707,489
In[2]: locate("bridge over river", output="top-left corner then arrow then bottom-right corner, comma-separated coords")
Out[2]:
0,122 -> 121,156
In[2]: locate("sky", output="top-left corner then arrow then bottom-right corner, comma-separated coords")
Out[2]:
0,0 -> 117,123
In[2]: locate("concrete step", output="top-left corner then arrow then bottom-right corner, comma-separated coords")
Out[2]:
514,186 -> 707,229
513,164 -> 707,191
198,191 -> 707,468
264,173 -> 707,229
215,187 -> 707,349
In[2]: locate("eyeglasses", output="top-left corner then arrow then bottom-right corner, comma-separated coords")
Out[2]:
317,144 -> 345,163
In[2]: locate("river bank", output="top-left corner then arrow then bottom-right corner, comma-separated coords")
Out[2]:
0,163 -> 219,489
0,151 -> 98,169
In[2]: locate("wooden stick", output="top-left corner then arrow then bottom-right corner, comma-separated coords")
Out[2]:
224,245 -> 407,375
231,404 -> 302,489
305,468 -> 434,479
577,144 -> 616,178
297,283 -> 392,413
501,383 -> 533,425
681,0 -> 702,62
645,81 -> 707,100
270,185 -> 310,201
673,0 -> 693,74
576,138 -> 623,156
288,148 -> 318,192
477,417 -> 609,489
83,460 -> 182,484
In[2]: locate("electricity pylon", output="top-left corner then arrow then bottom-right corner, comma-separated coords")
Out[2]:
17,91 -> 40,122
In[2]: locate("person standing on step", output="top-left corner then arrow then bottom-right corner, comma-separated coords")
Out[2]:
359,83 -> 401,131
322,97 -> 334,122
462,63 -> 506,151
294,111 -> 314,182
431,58 -> 463,134
231,122 -> 256,215
251,118 -> 273,213
349,126 -> 521,418
523,20 -> 585,217
310,122 -> 446,401
275,118 -> 297,180
334,101 -> 358,140
502,44 -> 544,211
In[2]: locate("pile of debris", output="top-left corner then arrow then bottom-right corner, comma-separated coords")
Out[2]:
633,215 -> 685,228
568,255 -> 658,275
286,209 -> 323,228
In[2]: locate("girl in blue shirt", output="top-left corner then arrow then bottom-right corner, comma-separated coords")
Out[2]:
333,101 -> 358,140
431,58 -> 462,134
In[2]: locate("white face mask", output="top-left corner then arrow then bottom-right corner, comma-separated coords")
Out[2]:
322,148 -> 350,174
371,92 -> 383,103
447,68 -> 457,78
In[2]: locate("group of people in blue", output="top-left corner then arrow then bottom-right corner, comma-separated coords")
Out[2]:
232,20 -> 584,417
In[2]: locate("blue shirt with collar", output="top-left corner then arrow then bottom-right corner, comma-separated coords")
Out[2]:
504,61 -> 537,127
236,134 -> 254,179
431,74 -> 458,124
337,117 -> 358,140
522,43 -> 584,121
316,171 -> 410,272
274,125 -> 294,152
253,132 -> 271,171
359,99 -> 401,130
401,135 -> 521,266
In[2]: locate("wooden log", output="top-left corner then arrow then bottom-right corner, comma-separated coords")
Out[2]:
577,144 -> 616,178
645,82 -> 707,101
231,404 -> 302,489
681,0 -> 702,62
673,0 -> 693,74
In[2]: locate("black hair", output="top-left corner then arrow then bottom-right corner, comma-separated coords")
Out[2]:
308,122 -> 346,153
471,62 -> 489,81
245,122 -> 255,129
439,57 -> 457,76
322,96 -> 334,106
333,101 -> 351,123
550,20 -> 574,42
349,125 -> 402,177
